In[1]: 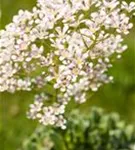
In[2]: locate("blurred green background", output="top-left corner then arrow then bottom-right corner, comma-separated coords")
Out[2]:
0,0 -> 135,150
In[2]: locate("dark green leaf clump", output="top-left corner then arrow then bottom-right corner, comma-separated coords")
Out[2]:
20,107 -> 135,150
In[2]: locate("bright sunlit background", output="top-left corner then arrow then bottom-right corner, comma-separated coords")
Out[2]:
0,0 -> 135,149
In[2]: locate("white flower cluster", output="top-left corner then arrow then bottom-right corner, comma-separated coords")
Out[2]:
0,0 -> 135,128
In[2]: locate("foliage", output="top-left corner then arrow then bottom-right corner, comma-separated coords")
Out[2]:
20,107 -> 135,150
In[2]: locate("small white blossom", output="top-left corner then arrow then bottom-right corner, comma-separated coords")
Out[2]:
0,0 -> 134,129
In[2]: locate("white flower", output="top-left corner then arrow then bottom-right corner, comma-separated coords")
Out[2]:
0,0 -> 134,129
122,1 -> 135,12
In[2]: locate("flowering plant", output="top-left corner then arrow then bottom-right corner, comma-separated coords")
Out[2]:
21,107 -> 135,150
0,0 -> 135,128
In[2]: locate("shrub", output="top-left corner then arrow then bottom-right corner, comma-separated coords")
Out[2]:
20,107 -> 135,150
